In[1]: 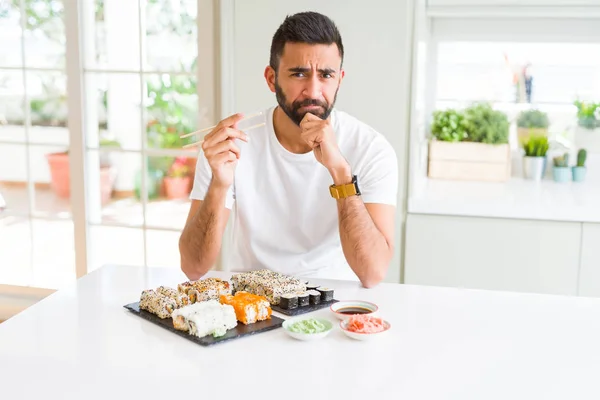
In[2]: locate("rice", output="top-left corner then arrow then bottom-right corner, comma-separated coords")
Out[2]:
171,300 -> 237,338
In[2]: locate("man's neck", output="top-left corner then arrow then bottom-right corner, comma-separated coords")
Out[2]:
273,106 -> 313,154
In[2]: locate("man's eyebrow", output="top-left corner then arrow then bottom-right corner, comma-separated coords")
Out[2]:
288,67 -> 337,74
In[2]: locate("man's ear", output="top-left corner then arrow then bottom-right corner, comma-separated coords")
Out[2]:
340,69 -> 345,84
264,66 -> 276,93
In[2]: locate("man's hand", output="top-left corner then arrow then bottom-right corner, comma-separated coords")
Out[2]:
300,113 -> 351,184
201,113 -> 248,188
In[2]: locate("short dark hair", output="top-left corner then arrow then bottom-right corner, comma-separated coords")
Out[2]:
269,11 -> 344,73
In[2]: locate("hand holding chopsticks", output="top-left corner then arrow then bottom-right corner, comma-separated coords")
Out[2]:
181,111 -> 265,149
187,112 -> 263,187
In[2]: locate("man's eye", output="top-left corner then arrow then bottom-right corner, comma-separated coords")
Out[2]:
322,73 -> 333,79
292,72 -> 305,77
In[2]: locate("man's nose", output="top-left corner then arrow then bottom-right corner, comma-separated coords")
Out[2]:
302,75 -> 322,99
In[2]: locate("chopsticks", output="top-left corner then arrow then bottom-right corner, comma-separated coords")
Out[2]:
180,111 -> 265,149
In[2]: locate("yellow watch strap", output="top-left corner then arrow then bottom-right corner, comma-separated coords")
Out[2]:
329,179 -> 359,199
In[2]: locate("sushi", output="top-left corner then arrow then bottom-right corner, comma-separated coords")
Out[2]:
156,285 -> 190,308
306,282 -> 319,291
171,300 -> 237,338
177,277 -> 232,303
139,289 -> 177,319
316,287 -> 334,302
220,291 -> 272,325
296,291 -> 310,307
279,293 -> 299,310
230,270 -> 305,305
308,290 -> 321,305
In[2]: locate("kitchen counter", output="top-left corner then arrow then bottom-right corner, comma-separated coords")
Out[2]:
409,176 -> 600,223
1,264 -> 600,399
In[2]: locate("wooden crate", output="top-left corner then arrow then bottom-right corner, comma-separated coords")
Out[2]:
428,141 -> 511,182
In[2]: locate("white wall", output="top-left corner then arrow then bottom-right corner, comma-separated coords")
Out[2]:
227,0 -> 415,282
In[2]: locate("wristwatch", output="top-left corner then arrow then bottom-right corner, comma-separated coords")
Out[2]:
329,175 -> 361,199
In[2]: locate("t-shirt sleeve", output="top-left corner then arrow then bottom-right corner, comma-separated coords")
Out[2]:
189,149 -> 235,209
355,135 -> 398,206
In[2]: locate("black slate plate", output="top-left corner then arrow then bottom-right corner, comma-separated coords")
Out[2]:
124,302 -> 284,347
271,299 -> 339,316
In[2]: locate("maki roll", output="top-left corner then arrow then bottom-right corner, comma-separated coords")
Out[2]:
308,290 -> 321,305
306,282 -> 319,291
316,287 -> 334,302
279,293 -> 298,310
296,291 -> 309,307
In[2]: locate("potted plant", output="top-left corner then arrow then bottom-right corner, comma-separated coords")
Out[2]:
516,109 -> 549,146
428,103 -> 511,182
164,157 -> 190,199
46,138 -> 119,204
574,100 -> 600,153
572,149 -> 587,182
522,135 -> 549,181
552,152 -> 570,183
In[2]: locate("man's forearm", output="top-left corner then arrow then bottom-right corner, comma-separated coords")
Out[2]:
179,182 -> 230,280
337,196 -> 393,288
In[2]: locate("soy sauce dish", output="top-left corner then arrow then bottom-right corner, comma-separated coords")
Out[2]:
330,300 -> 378,320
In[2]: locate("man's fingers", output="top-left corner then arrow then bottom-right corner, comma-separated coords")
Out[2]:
202,127 -> 248,149
212,151 -> 237,165
216,113 -> 245,130
300,119 -> 325,131
301,112 -> 322,123
204,140 -> 241,159
300,127 -> 323,148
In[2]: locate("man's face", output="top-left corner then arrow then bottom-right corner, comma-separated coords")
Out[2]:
266,42 -> 344,126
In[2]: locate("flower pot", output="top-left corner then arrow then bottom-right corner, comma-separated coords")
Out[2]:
46,152 -> 70,198
428,141 -> 511,182
522,156 -> 546,181
46,152 -> 116,203
184,156 -> 197,191
572,166 -> 587,182
99,166 -> 116,204
164,176 -> 191,199
552,167 -> 570,183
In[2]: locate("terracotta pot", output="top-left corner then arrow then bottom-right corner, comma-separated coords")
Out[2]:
99,167 -> 116,205
164,176 -> 191,199
46,152 -> 70,198
46,152 -> 115,204
184,156 -> 197,192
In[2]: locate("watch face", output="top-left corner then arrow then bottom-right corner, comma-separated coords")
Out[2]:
353,175 -> 361,195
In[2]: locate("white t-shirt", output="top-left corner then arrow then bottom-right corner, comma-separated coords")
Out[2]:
190,106 -> 398,281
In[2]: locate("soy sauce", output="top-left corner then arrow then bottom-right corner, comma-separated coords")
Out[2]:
338,307 -> 371,315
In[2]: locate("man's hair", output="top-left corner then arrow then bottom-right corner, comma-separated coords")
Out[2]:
269,11 -> 344,73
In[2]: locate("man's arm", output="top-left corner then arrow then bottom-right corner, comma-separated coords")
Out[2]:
299,113 -> 397,288
331,170 -> 395,288
179,112 -> 248,280
179,184 -> 231,280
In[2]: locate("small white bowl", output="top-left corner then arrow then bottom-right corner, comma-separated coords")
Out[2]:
339,318 -> 391,341
330,300 -> 378,320
282,318 -> 333,341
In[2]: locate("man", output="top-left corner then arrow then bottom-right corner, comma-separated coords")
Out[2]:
179,11 -> 398,287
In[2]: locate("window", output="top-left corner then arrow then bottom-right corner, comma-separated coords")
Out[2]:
0,0 -> 212,290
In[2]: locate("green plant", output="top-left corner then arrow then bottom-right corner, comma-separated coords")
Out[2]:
574,100 -> 600,129
523,136 -> 549,157
553,152 -> 569,168
146,74 -> 197,151
462,103 -> 509,144
430,109 -> 467,142
577,149 -> 587,167
517,109 -> 549,129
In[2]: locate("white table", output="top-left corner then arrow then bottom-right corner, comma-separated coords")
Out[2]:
1,265 -> 600,399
